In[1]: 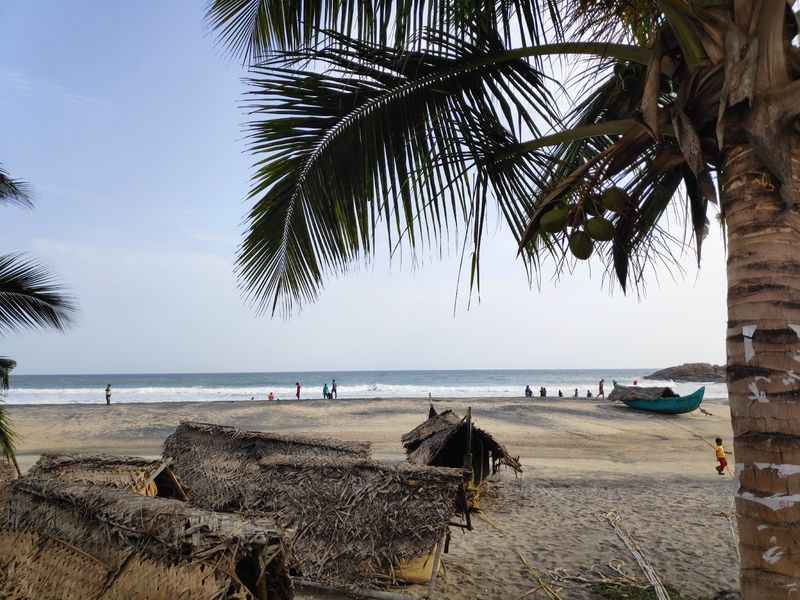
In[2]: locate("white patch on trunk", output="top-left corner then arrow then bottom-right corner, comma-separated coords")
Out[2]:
789,324 -> 800,363
748,379 -> 768,402
763,546 -> 784,564
743,325 -> 758,362
757,524 -> 768,531
737,490 -> 800,510
782,369 -> 800,386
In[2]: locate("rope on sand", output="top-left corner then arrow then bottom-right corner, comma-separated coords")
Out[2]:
603,512 -> 670,600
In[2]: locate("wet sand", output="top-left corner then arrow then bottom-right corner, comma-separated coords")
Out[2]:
8,395 -> 739,598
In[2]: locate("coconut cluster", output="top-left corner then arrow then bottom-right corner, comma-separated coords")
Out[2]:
538,187 -> 629,260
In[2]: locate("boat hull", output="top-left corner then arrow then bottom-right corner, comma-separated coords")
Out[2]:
621,387 -> 705,415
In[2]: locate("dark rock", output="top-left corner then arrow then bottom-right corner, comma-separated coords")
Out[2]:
644,362 -> 726,383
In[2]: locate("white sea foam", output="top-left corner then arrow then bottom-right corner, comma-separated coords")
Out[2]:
3,379 -> 728,405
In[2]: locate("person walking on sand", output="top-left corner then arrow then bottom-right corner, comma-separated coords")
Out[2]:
323,382 -> 329,399
331,379 -> 337,399
558,389 -> 563,397
574,388 -> 578,398
525,385 -> 532,398
295,381 -> 301,400
105,384 -> 111,405
598,378 -> 605,398
714,437 -> 729,475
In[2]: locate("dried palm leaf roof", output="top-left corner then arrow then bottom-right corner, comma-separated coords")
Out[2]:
28,453 -> 187,499
170,421 -> 371,459
401,408 -> 523,474
608,385 -> 678,402
2,477 -> 292,600
164,422 -> 463,588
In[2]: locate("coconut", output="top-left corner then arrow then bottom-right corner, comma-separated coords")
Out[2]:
583,195 -> 604,217
585,217 -> 615,241
569,230 -> 593,260
601,187 -> 628,213
539,205 -> 570,233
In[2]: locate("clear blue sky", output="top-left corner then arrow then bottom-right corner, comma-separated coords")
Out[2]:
0,1 -> 727,374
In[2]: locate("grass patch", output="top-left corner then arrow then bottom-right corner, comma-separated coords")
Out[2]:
591,582 -> 713,600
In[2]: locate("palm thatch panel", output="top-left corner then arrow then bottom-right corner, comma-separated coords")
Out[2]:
166,421 -> 371,460
0,530 -> 238,600
2,478 -> 292,600
402,407 -> 523,480
28,453 -> 186,499
165,423 -> 463,587
608,385 -> 678,402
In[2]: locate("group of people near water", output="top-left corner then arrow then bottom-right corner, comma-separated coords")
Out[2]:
524,378 -> 642,400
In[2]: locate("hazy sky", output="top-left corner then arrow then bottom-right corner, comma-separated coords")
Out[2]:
0,1 -> 727,374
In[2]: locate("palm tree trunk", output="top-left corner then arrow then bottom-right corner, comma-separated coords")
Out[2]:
723,143 -> 800,598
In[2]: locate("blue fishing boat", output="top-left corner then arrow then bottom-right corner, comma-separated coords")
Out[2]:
609,385 -> 705,415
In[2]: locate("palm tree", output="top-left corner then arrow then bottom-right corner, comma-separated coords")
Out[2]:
209,0 -> 800,595
0,165 -> 75,476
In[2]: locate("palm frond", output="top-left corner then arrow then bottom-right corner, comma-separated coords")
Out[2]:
0,165 -> 32,209
0,253 -> 76,334
206,0 -> 567,58
238,30 -> 579,315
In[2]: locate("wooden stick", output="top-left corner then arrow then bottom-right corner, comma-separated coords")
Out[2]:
427,531 -> 447,597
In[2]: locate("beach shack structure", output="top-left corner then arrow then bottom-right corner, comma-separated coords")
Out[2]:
163,421 -> 464,590
28,452 -> 187,499
0,477 -> 292,600
402,406 -> 522,503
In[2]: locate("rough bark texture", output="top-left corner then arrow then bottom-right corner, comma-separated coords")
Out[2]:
723,143 -> 800,598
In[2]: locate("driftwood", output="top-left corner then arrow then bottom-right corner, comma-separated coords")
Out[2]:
402,408 -> 523,474
0,477 -> 292,600
164,422 -> 463,589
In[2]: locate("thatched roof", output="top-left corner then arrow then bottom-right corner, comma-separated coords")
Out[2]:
164,422 -> 463,588
1,477 -> 292,600
167,421 -> 371,460
28,453 -> 187,499
608,384 -> 678,402
401,408 -> 523,474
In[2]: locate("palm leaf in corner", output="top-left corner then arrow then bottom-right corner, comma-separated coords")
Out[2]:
0,253 -> 76,334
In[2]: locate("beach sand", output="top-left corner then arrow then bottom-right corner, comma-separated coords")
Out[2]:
8,395 -> 739,599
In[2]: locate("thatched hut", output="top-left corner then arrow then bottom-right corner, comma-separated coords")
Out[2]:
402,406 -> 522,499
0,477 -> 292,600
164,422 -> 464,589
28,452 -> 187,499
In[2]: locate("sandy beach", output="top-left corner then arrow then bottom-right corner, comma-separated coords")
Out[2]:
8,395 -> 739,599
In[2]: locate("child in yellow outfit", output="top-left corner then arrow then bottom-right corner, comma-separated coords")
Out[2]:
714,437 -> 728,475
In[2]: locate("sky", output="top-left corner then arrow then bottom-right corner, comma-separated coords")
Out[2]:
0,1 -> 727,374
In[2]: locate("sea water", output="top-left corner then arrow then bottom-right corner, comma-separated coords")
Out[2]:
2,369 -> 727,405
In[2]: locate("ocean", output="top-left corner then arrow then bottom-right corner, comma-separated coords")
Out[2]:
1,369 -> 728,405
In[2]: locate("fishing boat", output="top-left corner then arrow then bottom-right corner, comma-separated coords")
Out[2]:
608,385 -> 705,415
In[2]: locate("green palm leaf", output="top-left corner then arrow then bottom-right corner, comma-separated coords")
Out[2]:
0,253 -> 76,334
207,0 -> 566,58
0,165 -> 32,209
237,30 -> 656,314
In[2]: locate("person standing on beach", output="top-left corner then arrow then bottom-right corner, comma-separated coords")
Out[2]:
295,381 -> 301,400
331,379 -> 337,399
598,379 -> 605,398
574,388 -> 578,398
105,384 -> 111,405
714,437 -> 729,475
323,382 -> 329,399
